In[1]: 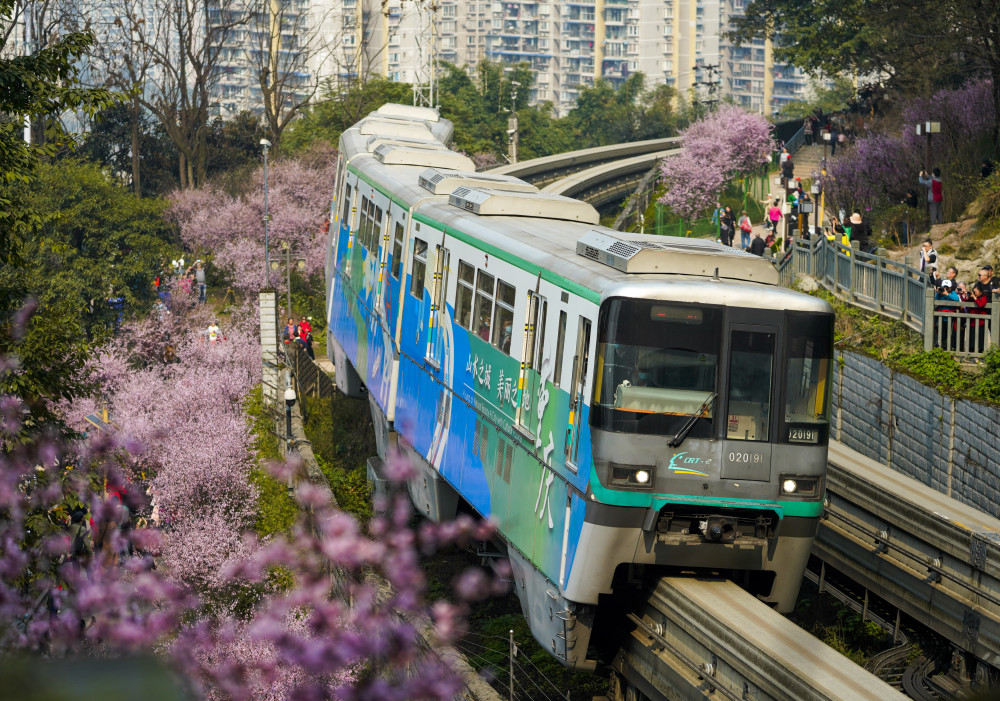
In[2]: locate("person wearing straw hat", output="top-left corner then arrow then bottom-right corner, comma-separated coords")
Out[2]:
849,211 -> 871,252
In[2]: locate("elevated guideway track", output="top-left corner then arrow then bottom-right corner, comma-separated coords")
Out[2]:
488,137 -> 680,190
611,577 -> 906,701
540,149 -> 678,208
606,436 -> 1000,699
817,440 -> 1000,675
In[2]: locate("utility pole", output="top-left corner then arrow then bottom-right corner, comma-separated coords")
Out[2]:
507,81 -> 520,164
413,0 -> 440,108
261,138 -> 272,287
694,63 -> 720,111
22,1 -> 34,144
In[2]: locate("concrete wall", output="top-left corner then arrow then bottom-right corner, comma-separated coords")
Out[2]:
833,351 -> 1000,518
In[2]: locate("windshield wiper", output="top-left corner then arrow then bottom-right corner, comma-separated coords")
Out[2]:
668,392 -> 717,448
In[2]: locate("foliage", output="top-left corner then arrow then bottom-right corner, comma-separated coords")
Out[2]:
204,112 -> 266,184
285,63 -> 676,164
658,105 -> 775,219
792,587 -> 893,666
779,77 -> 856,119
727,0 -> 1000,137
15,160 -> 178,340
244,386 -> 298,537
0,2 -> 119,262
2,290 -> 505,698
283,77 -> 414,154
2,159 -> 175,436
77,103 -> 181,197
302,393 -> 375,521
562,73 -> 677,149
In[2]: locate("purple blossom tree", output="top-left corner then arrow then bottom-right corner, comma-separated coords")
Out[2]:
822,80 -> 994,219
658,105 -> 775,219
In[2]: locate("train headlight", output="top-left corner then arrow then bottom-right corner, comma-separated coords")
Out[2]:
610,463 -> 655,490
779,475 -> 820,498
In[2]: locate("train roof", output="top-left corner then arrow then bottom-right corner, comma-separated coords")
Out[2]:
340,106 -> 831,314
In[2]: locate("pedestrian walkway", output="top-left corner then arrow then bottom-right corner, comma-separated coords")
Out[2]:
315,357 -> 335,376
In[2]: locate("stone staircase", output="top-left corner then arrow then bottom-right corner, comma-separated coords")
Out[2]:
788,144 -> 829,179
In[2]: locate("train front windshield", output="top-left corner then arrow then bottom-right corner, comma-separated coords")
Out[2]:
592,299 -> 722,437
592,300 -> 834,441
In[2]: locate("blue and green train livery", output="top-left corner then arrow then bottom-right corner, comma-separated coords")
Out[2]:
324,104 -> 835,670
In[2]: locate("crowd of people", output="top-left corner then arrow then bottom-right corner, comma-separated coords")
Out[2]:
283,315 -> 315,359
921,236 -> 1000,352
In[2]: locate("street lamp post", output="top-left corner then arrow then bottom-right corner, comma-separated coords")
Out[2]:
916,121 -> 941,172
261,138 -> 272,287
272,246 -> 306,319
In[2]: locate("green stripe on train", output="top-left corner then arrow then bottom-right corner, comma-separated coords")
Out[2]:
589,477 -> 825,518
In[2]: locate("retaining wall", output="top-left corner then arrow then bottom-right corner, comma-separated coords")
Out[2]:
833,351 -> 1000,518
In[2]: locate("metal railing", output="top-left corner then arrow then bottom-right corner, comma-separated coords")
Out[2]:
783,123 -> 806,154
778,237 -> 1000,358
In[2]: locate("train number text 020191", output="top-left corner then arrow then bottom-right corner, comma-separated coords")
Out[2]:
728,451 -> 764,463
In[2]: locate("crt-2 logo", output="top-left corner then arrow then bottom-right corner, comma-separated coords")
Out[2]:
668,451 -> 710,477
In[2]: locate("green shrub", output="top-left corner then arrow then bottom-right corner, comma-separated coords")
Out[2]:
301,393 -> 375,520
243,386 -> 299,536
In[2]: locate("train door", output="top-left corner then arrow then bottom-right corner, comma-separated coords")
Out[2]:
326,153 -> 344,279
565,316 -> 592,469
516,289 -> 548,436
375,204 -> 395,319
424,243 -> 450,364
386,214 -> 407,340
722,323 -> 778,481
334,175 -> 358,275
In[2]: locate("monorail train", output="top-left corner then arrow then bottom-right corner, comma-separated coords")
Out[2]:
324,104 -> 834,670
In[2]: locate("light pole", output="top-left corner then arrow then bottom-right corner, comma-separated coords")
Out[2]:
260,138 -> 272,287
272,245 -> 306,319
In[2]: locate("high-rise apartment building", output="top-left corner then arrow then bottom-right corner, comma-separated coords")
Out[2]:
198,0 -> 812,123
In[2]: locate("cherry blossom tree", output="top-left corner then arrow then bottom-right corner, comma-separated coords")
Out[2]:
3,292 -> 503,698
167,145 -> 337,295
658,105 -> 775,219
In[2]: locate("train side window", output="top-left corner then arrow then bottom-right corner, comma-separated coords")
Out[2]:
363,199 -> 376,251
410,238 -> 428,299
342,184 -> 353,225
455,261 -> 475,329
355,195 -> 370,246
473,270 -> 495,341
390,222 -> 404,279
492,280 -> 516,354
372,206 -> 384,252
553,309 -> 568,387
535,298 -> 548,370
